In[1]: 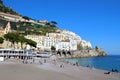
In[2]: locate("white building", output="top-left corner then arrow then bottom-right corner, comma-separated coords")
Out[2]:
81,40 -> 92,48
60,30 -> 92,48
70,40 -> 77,50
0,12 -> 23,22
46,33 -> 66,40
61,30 -> 82,41
44,37 -> 57,50
25,35 -> 45,50
24,29 -> 92,51
56,39 -> 70,51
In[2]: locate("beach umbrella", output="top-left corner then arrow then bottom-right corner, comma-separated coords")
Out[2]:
50,55 -> 57,61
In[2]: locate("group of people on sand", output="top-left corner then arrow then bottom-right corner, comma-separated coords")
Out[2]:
22,58 -> 47,65
104,68 -> 119,74
111,68 -> 119,72
39,59 -> 46,65
64,60 -> 80,67
22,59 -> 28,64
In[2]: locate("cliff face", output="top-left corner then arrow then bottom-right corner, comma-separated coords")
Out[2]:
57,47 -> 107,58
61,48 -> 107,58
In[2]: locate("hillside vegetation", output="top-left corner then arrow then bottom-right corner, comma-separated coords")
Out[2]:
0,19 -> 57,35
0,0 -> 19,15
0,0 -> 58,35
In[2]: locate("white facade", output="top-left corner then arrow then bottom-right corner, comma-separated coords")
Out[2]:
0,12 -> 22,22
61,30 -> 82,41
44,36 -> 59,50
25,34 -> 77,51
81,40 -> 92,48
70,40 -> 77,50
56,40 -> 70,51
25,35 -> 45,50
0,12 -> 46,25
46,33 -> 66,40
60,30 -> 92,48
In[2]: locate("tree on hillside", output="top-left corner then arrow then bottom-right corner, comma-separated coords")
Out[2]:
51,46 -> 56,51
0,37 -> 4,48
18,36 -> 26,49
4,32 -> 19,48
4,32 -> 37,49
95,46 -> 100,51
0,0 -> 3,5
0,0 -> 18,15
77,42 -> 83,50
50,21 -> 57,27
45,22 -> 51,26
22,16 -> 30,20
26,39 -> 37,48
0,37 -> 4,44
51,21 -> 57,25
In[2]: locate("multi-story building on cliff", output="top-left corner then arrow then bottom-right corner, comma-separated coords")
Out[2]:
0,12 -> 23,22
60,30 -> 92,48
25,34 -> 77,51
80,40 -> 92,49
25,35 -> 45,50
56,39 -> 70,51
24,30 -> 82,51
0,12 -> 48,25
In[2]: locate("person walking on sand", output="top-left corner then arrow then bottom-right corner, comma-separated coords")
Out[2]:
44,59 -> 46,63
39,60 -> 42,65
76,62 -> 79,66
60,64 -> 64,68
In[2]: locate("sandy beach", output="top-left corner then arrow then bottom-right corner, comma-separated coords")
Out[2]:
0,58 -> 120,80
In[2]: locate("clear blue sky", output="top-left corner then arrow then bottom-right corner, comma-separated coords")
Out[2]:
3,0 -> 120,55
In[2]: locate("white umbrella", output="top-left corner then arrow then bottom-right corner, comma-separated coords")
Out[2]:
50,55 -> 57,61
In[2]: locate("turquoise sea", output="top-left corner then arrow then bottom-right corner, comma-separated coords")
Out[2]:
64,55 -> 120,72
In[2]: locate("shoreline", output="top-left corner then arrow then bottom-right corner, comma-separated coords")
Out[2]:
63,55 -> 120,72
0,58 -> 120,80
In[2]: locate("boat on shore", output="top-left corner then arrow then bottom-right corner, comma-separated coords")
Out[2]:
36,52 -> 52,58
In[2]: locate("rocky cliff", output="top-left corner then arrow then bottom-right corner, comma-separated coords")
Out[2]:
56,47 -> 107,58
71,48 -> 107,58
71,49 -> 107,58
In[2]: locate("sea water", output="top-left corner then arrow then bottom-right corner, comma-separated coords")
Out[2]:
64,55 -> 120,72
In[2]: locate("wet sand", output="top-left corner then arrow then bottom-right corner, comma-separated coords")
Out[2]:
0,59 -> 119,80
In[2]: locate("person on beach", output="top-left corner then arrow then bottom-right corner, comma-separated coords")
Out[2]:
66,61 -> 69,64
76,62 -> 79,66
33,59 -> 35,63
111,69 -> 119,72
39,60 -> 42,65
22,59 -> 25,64
104,71 -> 111,74
25,60 -> 28,64
60,64 -> 64,68
44,59 -> 46,63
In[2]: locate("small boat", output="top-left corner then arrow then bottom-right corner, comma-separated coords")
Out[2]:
36,52 -> 51,58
